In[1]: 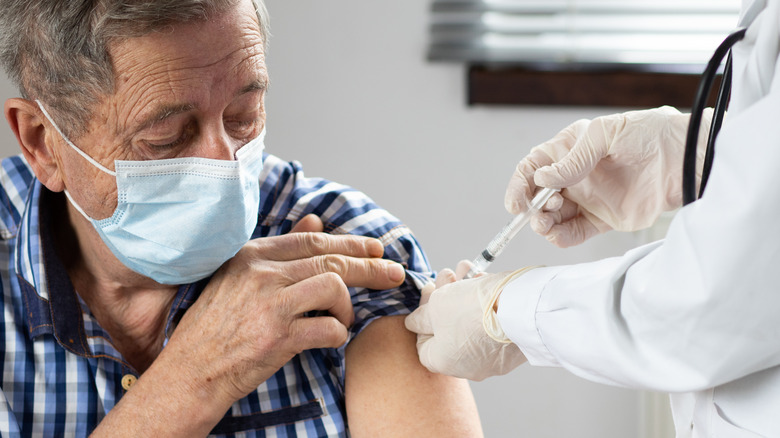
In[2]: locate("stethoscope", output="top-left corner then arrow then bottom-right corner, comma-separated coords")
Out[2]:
682,27 -> 747,206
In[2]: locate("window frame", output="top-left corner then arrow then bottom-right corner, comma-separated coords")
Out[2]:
467,65 -> 721,108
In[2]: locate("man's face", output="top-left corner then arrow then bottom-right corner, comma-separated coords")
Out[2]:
57,0 -> 268,220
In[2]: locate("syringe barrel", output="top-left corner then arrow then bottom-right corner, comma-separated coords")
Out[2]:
464,253 -> 490,279
465,187 -> 557,278
483,187 -> 556,258
483,212 -> 531,257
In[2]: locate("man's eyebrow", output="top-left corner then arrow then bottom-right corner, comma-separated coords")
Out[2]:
131,80 -> 266,134
135,103 -> 195,133
239,79 -> 268,95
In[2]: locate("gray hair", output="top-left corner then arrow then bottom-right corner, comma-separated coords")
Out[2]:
0,0 -> 270,139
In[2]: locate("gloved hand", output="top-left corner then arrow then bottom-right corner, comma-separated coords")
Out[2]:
405,267 -> 536,381
505,106 -> 714,248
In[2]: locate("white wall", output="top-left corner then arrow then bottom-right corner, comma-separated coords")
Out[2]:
0,1 -> 656,436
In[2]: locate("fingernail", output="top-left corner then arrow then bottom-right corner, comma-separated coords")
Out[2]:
388,262 -> 406,282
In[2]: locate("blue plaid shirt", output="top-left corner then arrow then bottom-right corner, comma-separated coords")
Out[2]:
0,152 -> 432,437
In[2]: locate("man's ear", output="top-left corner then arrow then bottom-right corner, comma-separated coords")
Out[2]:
4,98 -> 65,192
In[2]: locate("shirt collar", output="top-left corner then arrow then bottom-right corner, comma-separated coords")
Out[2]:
16,183 -> 91,353
14,181 -> 46,298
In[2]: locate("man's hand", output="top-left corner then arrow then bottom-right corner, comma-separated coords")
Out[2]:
505,106 -> 714,247
405,266 -> 530,381
171,214 -> 405,411
94,215 -> 406,436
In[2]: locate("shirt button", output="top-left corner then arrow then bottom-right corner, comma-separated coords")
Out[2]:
121,374 -> 137,391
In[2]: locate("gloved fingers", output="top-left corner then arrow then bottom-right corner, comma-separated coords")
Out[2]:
530,197 -> 580,236
454,260 -> 475,280
404,304 -> 434,336
415,333 -> 448,376
415,333 -> 432,355
505,165 -> 534,215
545,214 -> 602,248
530,212 -> 555,235
418,282 -> 435,305
434,268 -> 457,289
505,148 -> 554,215
534,119 -> 608,189
541,191 -> 564,212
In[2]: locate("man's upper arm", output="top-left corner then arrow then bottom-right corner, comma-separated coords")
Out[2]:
344,315 -> 483,437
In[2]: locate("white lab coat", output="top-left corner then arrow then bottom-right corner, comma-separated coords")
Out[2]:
498,1 -> 780,436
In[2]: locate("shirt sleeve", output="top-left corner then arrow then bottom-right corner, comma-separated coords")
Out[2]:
499,7 -> 780,393
324,201 -> 433,340
259,158 -> 433,340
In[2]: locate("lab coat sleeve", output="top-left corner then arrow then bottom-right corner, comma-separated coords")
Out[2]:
498,16 -> 780,391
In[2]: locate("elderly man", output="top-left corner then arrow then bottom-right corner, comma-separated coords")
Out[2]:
0,1 -> 481,436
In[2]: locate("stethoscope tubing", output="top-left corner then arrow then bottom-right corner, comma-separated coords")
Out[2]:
682,27 -> 747,206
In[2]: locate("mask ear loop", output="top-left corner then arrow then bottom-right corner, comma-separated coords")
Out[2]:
36,100 -> 115,222
61,189 -> 96,222
35,100 -> 116,177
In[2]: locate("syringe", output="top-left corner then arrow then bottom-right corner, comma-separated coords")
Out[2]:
463,187 -> 557,279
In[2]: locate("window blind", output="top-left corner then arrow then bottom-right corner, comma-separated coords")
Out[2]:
429,0 -> 742,71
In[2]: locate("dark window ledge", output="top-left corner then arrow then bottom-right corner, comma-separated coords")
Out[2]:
468,65 -> 721,108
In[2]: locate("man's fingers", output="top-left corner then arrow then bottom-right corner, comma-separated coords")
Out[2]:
291,316 -> 350,350
286,272 -> 354,327
284,255 -> 405,290
290,214 -> 324,233
244,232 -> 385,262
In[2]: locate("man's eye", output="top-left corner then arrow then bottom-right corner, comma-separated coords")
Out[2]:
228,119 -> 261,134
144,132 -> 191,152
144,126 -> 194,151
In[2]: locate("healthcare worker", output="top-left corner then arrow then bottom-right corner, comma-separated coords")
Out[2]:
405,1 -> 780,436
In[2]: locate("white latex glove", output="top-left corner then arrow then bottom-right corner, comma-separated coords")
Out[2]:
505,106 -> 714,248
405,267 -> 536,381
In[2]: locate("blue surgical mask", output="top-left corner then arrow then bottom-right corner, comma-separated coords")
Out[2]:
37,101 -> 265,284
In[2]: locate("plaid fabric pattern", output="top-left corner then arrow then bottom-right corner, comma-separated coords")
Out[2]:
0,153 -> 432,437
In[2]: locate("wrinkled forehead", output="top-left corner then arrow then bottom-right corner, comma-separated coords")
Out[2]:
106,0 -> 266,77
110,7 -> 266,75
103,0 -> 268,130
